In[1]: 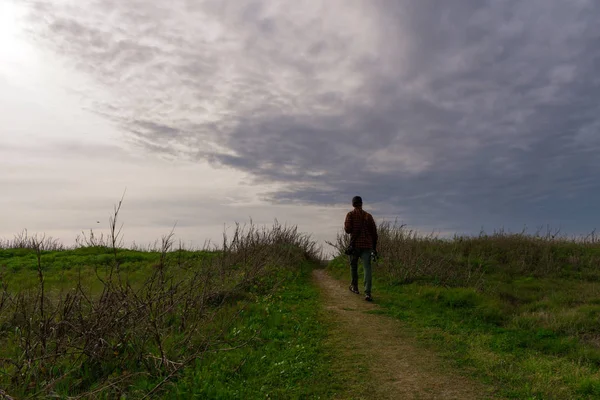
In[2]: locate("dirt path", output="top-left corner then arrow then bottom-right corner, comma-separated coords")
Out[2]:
313,269 -> 496,400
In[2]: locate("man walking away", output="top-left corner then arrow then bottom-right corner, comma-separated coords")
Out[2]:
344,196 -> 378,301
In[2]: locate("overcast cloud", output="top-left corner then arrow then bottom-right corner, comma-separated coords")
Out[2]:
2,0 -> 600,246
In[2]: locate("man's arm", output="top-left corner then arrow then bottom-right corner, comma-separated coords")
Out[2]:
369,214 -> 378,250
344,212 -> 353,234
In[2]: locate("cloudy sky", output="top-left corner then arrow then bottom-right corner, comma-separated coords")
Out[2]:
2,0 -> 600,248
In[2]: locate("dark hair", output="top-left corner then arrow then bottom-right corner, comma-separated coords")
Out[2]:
352,196 -> 363,207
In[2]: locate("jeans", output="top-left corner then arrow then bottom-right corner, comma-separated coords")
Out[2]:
350,249 -> 372,295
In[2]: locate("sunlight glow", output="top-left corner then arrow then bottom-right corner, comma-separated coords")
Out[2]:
0,1 -> 35,79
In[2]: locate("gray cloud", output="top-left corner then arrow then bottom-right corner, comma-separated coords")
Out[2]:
21,0 -> 600,234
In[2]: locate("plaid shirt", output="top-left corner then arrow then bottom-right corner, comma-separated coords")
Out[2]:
344,208 -> 378,250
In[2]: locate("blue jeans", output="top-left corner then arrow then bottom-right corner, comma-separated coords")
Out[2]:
350,249 -> 372,295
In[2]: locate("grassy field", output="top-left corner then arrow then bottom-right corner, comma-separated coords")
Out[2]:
328,223 -> 600,399
0,224 -> 348,399
5,219 -> 600,399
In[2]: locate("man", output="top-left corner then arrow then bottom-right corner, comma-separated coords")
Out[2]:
344,196 -> 378,301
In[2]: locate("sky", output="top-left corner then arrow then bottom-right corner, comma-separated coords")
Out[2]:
2,0 -> 600,250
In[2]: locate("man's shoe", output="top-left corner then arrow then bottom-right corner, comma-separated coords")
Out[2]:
349,285 -> 360,294
365,293 -> 373,302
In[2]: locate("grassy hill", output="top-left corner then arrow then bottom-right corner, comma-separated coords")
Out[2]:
3,221 -> 600,398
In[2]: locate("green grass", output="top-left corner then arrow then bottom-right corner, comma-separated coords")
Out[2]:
170,266 -> 343,399
9,226 -> 600,398
0,246 -> 210,292
0,246 -> 344,399
328,256 -> 600,399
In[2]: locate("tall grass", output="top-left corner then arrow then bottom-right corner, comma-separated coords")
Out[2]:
0,212 -> 321,398
330,221 -> 600,288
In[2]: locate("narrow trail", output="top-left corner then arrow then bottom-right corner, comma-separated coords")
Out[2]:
313,269 -> 496,400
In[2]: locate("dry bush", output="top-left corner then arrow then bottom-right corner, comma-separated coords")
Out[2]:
330,221 -> 600,289
0,208 -> 321,398
0,230 -> 65,251
373,221 -> 487,288
450,227 -> 600,276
